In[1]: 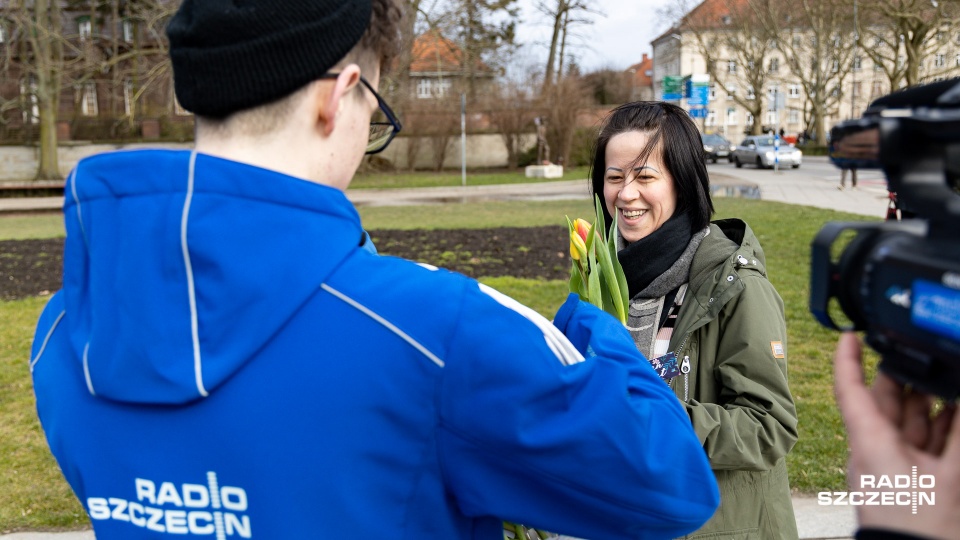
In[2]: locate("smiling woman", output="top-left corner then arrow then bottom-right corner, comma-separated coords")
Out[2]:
586,101 -> 801,540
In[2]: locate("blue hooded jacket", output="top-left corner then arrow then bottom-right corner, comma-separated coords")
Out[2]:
31,149 -> 718,539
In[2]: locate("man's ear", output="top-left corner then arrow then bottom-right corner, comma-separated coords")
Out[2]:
313,64 -> 362,137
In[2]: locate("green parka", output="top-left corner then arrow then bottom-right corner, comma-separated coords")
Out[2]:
667,219 -> 799,539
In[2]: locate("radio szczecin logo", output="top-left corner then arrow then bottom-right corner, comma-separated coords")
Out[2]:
818,466 -> 935,514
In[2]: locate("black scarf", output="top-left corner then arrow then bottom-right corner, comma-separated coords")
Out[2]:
617,211 -> 694,299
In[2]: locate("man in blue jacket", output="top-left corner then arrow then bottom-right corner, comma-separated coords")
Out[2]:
30,1 -> 719,538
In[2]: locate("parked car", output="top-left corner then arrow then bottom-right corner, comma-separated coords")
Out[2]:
701,133 -> 732,163
731,135 -> 802,169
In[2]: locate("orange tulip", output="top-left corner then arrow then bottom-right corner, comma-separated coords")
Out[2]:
569,218 -> 591,261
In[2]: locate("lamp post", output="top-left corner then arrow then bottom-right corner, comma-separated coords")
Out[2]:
851,0 -> 859,118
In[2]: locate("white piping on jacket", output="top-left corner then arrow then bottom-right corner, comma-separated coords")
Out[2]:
478,284 -> 584,366
30,310 -> 65,373
320,283 -> 445,368
82,343 -> 95,395
69,167 -> 95,394
68,168 -> 86,243
182,151 -> 209,398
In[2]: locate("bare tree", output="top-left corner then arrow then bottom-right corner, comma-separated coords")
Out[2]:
5,0 -> 67,179
440,0 -> 518,99
487,79 -> 536,168
669,0 -> 776,135
542,73 -> 589,165
858,0 -> 960,89
535,0 -> 595,92
766,0 -> 858,144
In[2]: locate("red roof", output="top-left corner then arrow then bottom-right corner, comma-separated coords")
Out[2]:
409,31 -> 490,74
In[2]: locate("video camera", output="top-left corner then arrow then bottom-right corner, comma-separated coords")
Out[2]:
810,78 -> 960,399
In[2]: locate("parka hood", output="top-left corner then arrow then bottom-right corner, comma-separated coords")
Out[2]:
61,150 -> 363,405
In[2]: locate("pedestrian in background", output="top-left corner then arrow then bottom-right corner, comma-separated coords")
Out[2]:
839,167 -> 858,190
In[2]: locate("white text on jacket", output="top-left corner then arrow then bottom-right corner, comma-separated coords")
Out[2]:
86,472 -> 251,538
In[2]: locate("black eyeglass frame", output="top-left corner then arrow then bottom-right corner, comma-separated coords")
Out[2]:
320,73 -> 402,155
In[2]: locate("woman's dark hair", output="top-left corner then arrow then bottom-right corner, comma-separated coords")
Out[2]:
589,101 -> 714,231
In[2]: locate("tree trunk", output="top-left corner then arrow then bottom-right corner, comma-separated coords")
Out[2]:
33,0 -> 62,181
543,0 -> 565,93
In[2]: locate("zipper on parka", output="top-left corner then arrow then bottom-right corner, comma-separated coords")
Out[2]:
674,334 -> 691,402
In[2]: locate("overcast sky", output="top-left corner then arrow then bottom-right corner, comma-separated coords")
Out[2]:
512,0 -> 674,72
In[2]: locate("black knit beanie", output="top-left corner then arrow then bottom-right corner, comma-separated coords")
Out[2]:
166,0 -> 373,118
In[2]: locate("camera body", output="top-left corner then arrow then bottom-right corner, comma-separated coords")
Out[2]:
810,79 -> 960,399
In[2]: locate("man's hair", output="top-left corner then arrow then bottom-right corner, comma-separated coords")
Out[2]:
588,101 -> 715,232
199,0 -> 403,136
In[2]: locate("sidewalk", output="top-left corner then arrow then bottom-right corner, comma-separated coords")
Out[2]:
0,497 -> 858,540
0,169 -> 886,219
1,167 -> 861,539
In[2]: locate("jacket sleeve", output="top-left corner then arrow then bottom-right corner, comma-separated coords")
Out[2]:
437,290 -> 719,540
686,273 -> 799,471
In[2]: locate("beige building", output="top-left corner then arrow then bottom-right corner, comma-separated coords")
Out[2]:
652,0 -> 960,142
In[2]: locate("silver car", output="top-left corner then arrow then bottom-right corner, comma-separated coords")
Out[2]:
731,135 -> 802,169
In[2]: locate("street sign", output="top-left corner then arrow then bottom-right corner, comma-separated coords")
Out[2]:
685,74 -> 711,105
689,107 -> 709,119
662,75 -> 683,101
688,85 -> 710,105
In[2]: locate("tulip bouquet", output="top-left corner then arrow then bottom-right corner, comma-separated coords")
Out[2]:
501,197 -> 630,540
566,195 -> 629,324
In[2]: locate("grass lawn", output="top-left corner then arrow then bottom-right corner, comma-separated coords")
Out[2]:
0,196 -> 880,531
349,166 -> 590,189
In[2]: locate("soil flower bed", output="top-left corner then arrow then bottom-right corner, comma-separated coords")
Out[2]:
0,226 -> 570,301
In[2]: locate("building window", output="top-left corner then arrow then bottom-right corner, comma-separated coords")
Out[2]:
832,59 -> 839,72
435,79 -> 451,98
872,80 -> 883,98
709,83 -> 717,100
788,84 -> 801,98
81,82 -> 98,116
727,109 -> 738,125
875,61 -> 883,72
727,85 -> 737,100
123,20 -> 134,43
727,60 -> 737,73
852,81 -> 862,98
721,15 -> 731,25
746,86 -> 756,100
853,56 -> 862,71
78,18 -> 92,40
897,55 -> 905,68
706,109 -> 716,126
769,57 -> 779,73
416,79 -> 432,99
766,110 -> 776,124
746,112 -> 754,126
935,53 -> 946,67
788,109 -> 800,124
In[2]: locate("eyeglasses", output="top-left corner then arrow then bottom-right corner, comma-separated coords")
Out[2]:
320,73 -> 402,154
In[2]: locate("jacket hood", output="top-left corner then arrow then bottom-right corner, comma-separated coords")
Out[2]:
61,150 -> 363,405
688,218 -> 767,293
